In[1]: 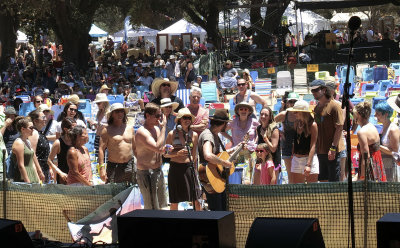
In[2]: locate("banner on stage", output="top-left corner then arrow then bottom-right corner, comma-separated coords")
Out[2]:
307,64 -> 319,72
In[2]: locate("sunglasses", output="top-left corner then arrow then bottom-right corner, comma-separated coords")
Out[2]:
26,126 -> 34,130
114,109 -> 125,113
255,149 -> 266,153
311,87 -> 321,93
164,106 -> 172,109
68,108 -> 77,112
237,83 -> 246,87
288,100 -> 297,103
239,108 -> 249,111
161,83 -> 170,87
35,100 -> 43,103
182,116 -> 192,120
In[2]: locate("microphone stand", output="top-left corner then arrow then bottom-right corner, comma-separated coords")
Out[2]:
342,28 -> 356,248
2,149 -> 7,219
181,129 -> 197,211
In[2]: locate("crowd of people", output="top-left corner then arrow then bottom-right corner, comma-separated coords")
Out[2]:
1,40 -> 400,212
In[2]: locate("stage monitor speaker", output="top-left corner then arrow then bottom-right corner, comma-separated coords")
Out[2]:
245,217 -> 325,248
0,219 -> 33,248
117,210 -> 235,248
377,213 -> 400,248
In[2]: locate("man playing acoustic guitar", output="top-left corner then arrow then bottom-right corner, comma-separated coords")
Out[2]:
198,109 -> 245,211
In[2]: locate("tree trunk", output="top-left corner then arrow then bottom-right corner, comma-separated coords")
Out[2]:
0,9 -> 18,72
250,0 -> 290,49
50,0 -> 95,71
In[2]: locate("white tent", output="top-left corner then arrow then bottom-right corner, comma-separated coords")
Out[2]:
17,31 -> 28,43
330,12 -> 369,23
114,25 -> 159,38
89,24 -> 108,38
157,19 -> 207,54
284,2 -> 331,35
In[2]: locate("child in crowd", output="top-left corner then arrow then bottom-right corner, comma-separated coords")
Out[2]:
254,143 -> 276,185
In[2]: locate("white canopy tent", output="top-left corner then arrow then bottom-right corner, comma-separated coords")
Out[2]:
89,24 -> 108,38
330,11 -> 369,23
114,25 -> 159,38
157,19 -> 207,54
17,31 -> 28,43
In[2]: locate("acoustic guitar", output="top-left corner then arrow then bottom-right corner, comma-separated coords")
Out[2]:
199,134 -> 249,194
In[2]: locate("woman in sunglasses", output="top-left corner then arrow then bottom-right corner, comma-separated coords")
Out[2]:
11,116 -> 43,183
287,100 -> 318,184
164,108 -> 201,211
254,143 -> 276,185
55,102 -> 86,138
275,92 -> 299,184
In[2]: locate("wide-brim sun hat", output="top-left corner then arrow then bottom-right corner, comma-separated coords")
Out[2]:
388,94 -> 400,113
93,93 -> 109,103
243,69 -> 250,75
151,78 -> 178,98
169,55 -> 176,60
160,98 -> 179,111
38,104 -> 54,115
67,94 -> 80,105
234,101 -> 254,116
100,84 -> 111,92
209,109 -> 231,122
175,108 -> 195,123
106,103 -> 129,119
287,100 -> 314,118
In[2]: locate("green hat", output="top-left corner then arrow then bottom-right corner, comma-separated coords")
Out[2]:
287,92 -> 300,101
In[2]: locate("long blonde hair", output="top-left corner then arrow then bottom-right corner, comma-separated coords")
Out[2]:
294,112 -> 314,137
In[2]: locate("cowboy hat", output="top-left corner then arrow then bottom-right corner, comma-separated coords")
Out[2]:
151,78 -> 178,98
388,94 -> 400,113
106,103 -> 129,119
209,109 -> 231,122
68,94 -> 80,105
93,93 -> 109,103
169,55 -> 176,60
287,100 -> 314,118
99,84 -> 111,92
175,108 -> 195,123
160,98 -> 179,111
234,101 -> 254,116
38,104 -> 54,115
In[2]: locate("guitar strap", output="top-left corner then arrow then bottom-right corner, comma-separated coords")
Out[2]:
216,134 -> 226,152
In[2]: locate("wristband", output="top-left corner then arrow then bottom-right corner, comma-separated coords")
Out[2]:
99,163 -> 106,169
329,147 -> 337,152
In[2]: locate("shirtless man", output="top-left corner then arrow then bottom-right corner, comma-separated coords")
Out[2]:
135,103 -> 168,209
99,103 -> 136,183
234,78 -> 267,114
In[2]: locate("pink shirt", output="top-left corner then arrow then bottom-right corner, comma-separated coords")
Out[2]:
228,117 -> 259,151
188,105 -> 209,135
67,148 -> 92,185
260,160 -> 275,185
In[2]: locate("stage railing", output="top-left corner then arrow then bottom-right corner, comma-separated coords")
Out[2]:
227,182 -> 400,248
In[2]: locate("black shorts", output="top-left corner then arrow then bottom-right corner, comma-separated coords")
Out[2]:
317,154 -> 341,182
106,158 -> 136,183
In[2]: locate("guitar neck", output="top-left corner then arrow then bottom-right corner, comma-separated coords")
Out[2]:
228,143 -> 244,163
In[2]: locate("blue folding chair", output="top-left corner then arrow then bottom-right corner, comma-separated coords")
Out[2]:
250,71 -> 258,82
373,66 -> 388,83
362,68 -> 374,82
18,102 -> 35,116
78,99 -> 92,119
154,68 -> 162,78
340,66 -> 355,84
339,82 -> 356,96
201,81 -> 219,103
107,95 -> 124,105
175,89 -> 191,107
372,96 -> 388,110
378,80 -> 393,96
85,132 -> 96,152
360,83 -> 379,96
350,98 -> 364,106
161,69 -> 167,78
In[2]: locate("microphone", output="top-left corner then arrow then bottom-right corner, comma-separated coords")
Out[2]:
177,125 -> 183,132
177,125 -> 188,143
348,16 -> 361,31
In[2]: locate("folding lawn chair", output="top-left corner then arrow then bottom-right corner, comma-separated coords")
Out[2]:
201,81 -> 219,103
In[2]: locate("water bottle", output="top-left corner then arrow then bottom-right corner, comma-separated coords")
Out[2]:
136,90 -> 141,99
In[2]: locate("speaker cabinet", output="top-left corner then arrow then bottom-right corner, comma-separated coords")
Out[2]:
117,210 -> 235,248
246,218 -> 325,248
0,219 -> 33,248
377,213 -> 400,248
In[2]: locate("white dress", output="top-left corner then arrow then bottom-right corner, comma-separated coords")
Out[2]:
381,123 -> 400,182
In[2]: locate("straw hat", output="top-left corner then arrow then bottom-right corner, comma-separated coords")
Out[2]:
151,78 -> 178,98
160,98 -> 179,111
287,100 -> 314,117
106,103 -> 129,119
209,109 -> 231,122
38,104 -> 54,115
388,94 -> 400,113
99,84 -> 111,92
234,101 -> 254,116
225,60 -> 232,65
169,55 -> 176,60
175,108 -> 195,123
93,93 -> 109,103
68,94 -> 80,105
243,69 -> 250,75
